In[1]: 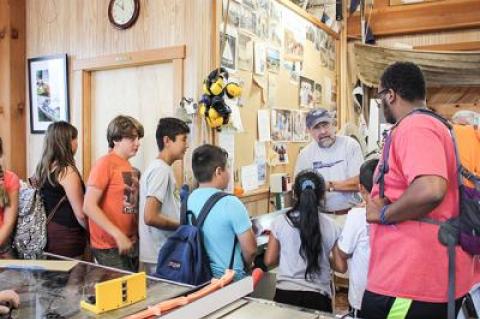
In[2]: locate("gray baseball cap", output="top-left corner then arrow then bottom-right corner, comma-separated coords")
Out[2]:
306,108 -> 334,129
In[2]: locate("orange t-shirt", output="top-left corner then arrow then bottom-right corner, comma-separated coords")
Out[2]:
453,124 -> 480,188
0,170 -> 20,226
87,152 -> 139,249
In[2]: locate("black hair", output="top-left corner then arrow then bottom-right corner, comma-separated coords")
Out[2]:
286,170 -> 326,280
380,62 -> 426,102
192,144 -> 228,183
156,117 -> 190,151
359,159 -> 379,193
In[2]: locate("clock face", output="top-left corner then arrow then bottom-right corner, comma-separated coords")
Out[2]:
109,0 -> 139,29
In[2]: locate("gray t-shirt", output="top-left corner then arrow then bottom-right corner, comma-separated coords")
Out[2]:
294,135 -> 363,211
272,212 -> 340,296
139,159 -> 180,264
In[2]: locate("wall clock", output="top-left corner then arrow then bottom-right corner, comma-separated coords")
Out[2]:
108,0 -> 140,30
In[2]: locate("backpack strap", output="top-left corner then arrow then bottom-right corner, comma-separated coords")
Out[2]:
180,194 -> 189,226
195,192 -> 231,228
229,236 -> 238,270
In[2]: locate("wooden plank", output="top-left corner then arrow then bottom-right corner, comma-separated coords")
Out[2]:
73,45 -> 186,71
429,103 -> 480,119
415,41 -> 480,52
277,0 -> 339,39
0,0 -> 26,179
82,71 -> 92,179
348,0 -> 480,38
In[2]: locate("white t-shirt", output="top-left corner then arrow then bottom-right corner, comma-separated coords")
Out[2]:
294,135 -> 363,211
272,211 -> 340,297
336,207 -> 370,310
139,159 -> 180,265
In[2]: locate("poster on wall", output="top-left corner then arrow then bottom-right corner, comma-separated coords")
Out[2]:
292,110 -> 309,142
299,76 -> 314,108
269,142 -> 289,166
238,32 -> 254,71
254,41 -> 266,75
28,54 -> 69,134
271,109 -> 292,142
314,82 -> 323,107
220,26 -> 238,73
266,47 -> 281,73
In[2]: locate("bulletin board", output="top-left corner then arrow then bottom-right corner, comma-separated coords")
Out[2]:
216,0 -> 339,193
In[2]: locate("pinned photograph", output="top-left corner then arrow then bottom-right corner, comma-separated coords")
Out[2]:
306,25 -> 316,43
271,109 -> 292,141
243,0 -> 256,9
266,47 -> 281,73
283,60 -> 302,84
284,29 -> 304,59
28,54 -> 69,133
238,32 -> 254,71
269,21 -> 283,48
254,41 -> 266,75
224,0 -> 242,27
299,76 -> 314,108
254,10 -> 269,40
292,111 -> 309,142
269,1 -> 282,22
239,7 -> 255,34
269,142 -> 289,166
220,28 -> 238,72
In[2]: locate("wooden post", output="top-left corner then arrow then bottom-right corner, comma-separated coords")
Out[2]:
0,0 -> 26,178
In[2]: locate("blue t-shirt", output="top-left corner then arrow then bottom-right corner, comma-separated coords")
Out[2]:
187,188 -> 252,279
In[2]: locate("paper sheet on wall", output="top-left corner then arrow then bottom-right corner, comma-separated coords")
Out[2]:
226,98 -> 244,132
257,109 -> 271,142
219,131 -> 235,193
241,164 -> 259,192
255,141 -> 267,185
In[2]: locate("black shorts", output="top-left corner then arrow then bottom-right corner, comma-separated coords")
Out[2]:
361,290 -> 465,319
274,288 -> 332,313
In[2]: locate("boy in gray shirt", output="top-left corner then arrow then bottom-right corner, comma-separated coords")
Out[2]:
139,118 -> 190,274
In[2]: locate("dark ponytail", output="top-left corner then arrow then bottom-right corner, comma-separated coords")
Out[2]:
286,170 -> 326,280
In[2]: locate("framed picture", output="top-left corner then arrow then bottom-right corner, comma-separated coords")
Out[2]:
28,54 -> 69,134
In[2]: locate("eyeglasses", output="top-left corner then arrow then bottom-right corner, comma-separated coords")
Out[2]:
374,88 -> 390,107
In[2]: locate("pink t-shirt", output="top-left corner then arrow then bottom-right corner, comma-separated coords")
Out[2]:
367,114 -> 474,302
0,170 -> 20,226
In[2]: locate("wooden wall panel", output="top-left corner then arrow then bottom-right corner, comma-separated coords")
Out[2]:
0,0 -> 26,178
25,0 -> 214,177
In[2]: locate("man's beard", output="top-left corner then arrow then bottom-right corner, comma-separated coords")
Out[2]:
382,100 -> 396,124
317,136 -> 335,148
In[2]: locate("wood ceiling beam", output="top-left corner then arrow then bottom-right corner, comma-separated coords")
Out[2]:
347,0 -> 480,38
415,41 -> 480,52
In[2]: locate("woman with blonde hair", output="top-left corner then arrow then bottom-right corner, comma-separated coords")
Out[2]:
0,137 -> 19,258
35,121 -> 87,258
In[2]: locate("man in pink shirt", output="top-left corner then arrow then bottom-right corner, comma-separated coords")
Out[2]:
361,62 -> 474,319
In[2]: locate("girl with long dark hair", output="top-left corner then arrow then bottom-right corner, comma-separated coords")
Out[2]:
35,121 -> 87,258
264,170 -> 340,312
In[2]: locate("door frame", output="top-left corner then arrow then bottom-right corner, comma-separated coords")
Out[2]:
73,45 -> 186,179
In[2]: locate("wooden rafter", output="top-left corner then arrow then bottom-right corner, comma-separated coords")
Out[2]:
347,0 -> 480,38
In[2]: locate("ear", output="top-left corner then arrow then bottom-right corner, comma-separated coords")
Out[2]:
214,166 -> 223,177
387,88 -> 396,104
163,135 -> 171,147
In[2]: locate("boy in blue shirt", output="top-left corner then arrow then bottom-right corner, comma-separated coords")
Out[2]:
189,144 -> 257,279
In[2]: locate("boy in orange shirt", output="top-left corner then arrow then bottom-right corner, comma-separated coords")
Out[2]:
84,115 -> 144,271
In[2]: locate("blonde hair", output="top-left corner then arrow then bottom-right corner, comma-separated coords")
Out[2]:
35,121 -> 78,187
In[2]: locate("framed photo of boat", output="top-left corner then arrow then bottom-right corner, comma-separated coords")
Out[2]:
28,54 -> 69,134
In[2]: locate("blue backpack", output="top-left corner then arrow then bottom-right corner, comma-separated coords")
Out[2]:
155,192 -> 236,286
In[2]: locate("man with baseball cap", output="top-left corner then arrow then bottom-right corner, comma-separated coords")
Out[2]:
294,108 -> 364,217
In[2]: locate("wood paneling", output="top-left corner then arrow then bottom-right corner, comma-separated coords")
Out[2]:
415,41 -> 480,52
0,0 -> 26,178
26,0 -> 214,176
347,0 -> 480,38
